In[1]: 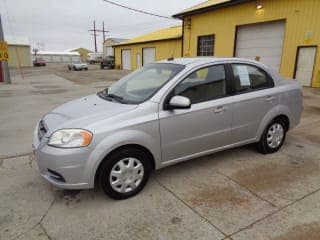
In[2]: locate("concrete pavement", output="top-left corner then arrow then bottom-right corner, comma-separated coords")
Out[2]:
0,66 -> 320,240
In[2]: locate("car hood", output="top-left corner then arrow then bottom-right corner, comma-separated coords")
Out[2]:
42,94 -> 137,134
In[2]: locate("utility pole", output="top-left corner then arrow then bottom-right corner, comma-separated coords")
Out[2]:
102,21 -> 106,42
88,21 -> 109,53
88,21 -> 98,52
0,14 -> 11,84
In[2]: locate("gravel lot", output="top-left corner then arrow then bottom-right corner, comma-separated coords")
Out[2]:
0,64 -> 320,240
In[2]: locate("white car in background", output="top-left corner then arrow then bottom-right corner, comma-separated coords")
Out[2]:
88,52 -> 103,64
68,61 -> 88,71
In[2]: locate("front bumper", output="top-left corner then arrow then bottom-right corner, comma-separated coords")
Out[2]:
32,125 -> 93,190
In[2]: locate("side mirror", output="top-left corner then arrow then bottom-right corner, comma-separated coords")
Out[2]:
168,96 -> 191,110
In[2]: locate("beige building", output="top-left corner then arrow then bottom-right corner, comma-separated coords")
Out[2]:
6,37 -> 32,68
66,47 -> 93,62
103,38 -> 128,58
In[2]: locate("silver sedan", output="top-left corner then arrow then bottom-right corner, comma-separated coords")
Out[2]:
33,57 -> 302,199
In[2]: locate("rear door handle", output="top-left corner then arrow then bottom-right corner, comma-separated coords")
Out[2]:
214,106 -> 227,114
265,96 -> 275,102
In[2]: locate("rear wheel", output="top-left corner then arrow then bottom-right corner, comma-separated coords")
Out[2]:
97,148 -> 151,200
257,120 -> 286,154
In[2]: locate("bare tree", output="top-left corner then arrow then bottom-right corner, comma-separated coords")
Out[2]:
32,48 -> 39,60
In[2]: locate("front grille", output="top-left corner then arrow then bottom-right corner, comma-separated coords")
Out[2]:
38,120 -> 48,140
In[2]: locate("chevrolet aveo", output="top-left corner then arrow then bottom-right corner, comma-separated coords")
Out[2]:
33,58 -> 302,200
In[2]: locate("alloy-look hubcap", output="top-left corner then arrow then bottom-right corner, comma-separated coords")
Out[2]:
267,123 -> 284,149
109,158 -> 144,193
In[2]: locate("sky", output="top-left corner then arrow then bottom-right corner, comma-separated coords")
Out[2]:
0,0 -> 204,52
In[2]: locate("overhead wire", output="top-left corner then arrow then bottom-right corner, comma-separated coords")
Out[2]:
102,0 -> 178,20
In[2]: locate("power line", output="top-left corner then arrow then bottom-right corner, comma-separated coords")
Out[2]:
102,0 -> 176,20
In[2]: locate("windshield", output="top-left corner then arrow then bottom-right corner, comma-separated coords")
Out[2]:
105,63 -> 185,104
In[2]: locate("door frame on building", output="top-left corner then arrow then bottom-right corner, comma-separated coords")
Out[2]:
293,45 -> 317,87
121,49 -> 131,70
136,53 -> 141,69
233,19 -> 287,72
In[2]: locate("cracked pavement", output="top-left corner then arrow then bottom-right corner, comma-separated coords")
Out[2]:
0,65 -> 320,240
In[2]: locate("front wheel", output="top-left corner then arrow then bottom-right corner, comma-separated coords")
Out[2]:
257,120 -> 286,154
97,148 -> 151,200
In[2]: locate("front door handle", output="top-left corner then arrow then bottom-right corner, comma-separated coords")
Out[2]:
214,106 -> 227,114
265,96 -> 275,102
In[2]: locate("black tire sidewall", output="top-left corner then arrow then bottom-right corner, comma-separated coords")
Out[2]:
98,148 -> 151,200
259,120 -> 286,154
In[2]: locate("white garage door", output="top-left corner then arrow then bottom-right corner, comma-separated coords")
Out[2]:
235,21 -> 285,71
295,47 -> 317,87
143,48 -> 156,66
122,50 -> 131,70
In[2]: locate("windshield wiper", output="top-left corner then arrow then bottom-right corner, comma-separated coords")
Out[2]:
106,93 -> 124,103
98,89 -> 125,103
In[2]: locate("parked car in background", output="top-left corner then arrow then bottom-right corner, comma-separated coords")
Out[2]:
88,52 -> 103,64
68,61 -> 88,71
100,56 -> 115,69
33,57 -> 302,200
33,58 -> 46,67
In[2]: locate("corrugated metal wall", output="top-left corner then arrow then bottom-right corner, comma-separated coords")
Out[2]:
114,39 -> 182,70
8,45 -> 32,68
183,0 -> 320,87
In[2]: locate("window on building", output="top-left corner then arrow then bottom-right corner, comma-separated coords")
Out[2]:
197,35 -> 215,56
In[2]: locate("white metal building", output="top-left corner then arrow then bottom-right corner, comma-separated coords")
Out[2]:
32,51 -> 81,63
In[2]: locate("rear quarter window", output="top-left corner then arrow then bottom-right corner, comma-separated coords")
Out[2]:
232,64 -> 273,93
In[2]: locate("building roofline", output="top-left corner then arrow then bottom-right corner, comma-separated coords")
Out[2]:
113,36 -> 182,47
172,0 -> 252,19
103,38 -> 129,44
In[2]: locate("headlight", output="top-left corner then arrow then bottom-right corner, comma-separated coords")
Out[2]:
48,129 -> 92,148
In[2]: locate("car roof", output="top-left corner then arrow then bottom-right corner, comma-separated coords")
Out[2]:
159,57 -> 267,67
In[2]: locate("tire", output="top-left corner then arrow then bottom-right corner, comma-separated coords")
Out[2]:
73,66 -> 77,71
257,119 -> 286,154
97,148 -> 151,200
85,68 -> 88,71
68,66 -> 71,71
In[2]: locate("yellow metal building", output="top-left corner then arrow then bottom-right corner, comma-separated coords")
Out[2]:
173,0 -> 320,87
114,26 -> 182,70
6,37 -> 32,68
